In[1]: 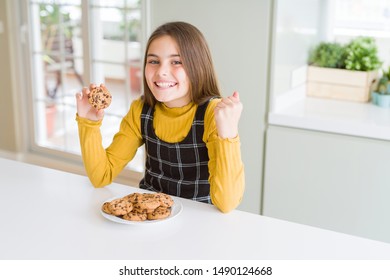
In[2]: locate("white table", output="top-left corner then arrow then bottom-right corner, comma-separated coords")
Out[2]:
1,157 -> 390,260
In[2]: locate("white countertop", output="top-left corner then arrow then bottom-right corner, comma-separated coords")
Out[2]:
1,157 -> 390,260
269,89 -> 390,141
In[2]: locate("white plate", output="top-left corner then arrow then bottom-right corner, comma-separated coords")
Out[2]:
101,195 -> 183,225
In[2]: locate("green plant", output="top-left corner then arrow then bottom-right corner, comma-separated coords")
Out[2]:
39,4 -> 81,99
308,42 -> 346,68
40,4 -> 73,39
382,66 -> 390,80
377,66 -> 390,95
120,19 -> 141,41
308,36 -> 382,72
344,37 -> 382,71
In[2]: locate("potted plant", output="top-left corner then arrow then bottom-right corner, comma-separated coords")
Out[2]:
307,37 -> 382,102
40,4 -> 83,137
372,66 -> 390,108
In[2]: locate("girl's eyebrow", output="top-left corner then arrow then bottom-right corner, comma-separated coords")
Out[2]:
147,53 -> 180,58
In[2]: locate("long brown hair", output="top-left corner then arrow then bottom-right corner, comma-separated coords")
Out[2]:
142,21 -> 221,107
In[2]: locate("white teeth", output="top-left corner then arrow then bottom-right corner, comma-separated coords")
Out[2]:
156,82 -> 176,88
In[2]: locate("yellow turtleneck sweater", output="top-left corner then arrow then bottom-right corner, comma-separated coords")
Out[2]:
76,98 -> 245,213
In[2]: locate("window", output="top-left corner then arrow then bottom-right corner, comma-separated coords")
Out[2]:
27,0 -> 145,173
332,0 -> 390,67
333,0 -> 390,36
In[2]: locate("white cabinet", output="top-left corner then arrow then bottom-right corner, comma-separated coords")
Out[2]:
263,125 -> 390,243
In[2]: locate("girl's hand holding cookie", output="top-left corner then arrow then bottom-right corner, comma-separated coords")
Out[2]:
214,91 -> 243,139
75,83 -> 111,121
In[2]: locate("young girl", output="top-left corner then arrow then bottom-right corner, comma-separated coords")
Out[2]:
76,21 -> 244,213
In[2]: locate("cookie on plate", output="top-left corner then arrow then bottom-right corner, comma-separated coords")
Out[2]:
147,206 -> 172,220
123,211 -> 147,221
88,86 -> 112,110
124,192 -> 143,203
108,198 -> 133,216
155,193 -> 174,208
133,197 -> 160,213
101,202 -> 112,214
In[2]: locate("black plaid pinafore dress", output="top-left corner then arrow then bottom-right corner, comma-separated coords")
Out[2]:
139,101 -> 212,203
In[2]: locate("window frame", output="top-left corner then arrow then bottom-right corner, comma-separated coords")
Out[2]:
10,0 -> 150,185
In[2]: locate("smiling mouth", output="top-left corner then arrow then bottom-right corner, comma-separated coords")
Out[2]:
155,82 -> 177,88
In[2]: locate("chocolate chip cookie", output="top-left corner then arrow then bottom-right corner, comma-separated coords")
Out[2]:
122,211 -> 147,221
88,86 -> 112,110
147,206 -> 172,220
108,198 -> 133,216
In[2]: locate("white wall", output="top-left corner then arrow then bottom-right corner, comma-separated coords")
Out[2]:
149,0 -> 273,214
271,0 -> 323,98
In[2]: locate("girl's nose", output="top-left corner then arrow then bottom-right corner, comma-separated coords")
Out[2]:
156,62 -> 168,77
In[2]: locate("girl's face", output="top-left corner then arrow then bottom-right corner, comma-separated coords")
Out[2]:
145,35 -> 191,108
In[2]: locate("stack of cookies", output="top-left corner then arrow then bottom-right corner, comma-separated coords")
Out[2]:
102,192 -> 174,222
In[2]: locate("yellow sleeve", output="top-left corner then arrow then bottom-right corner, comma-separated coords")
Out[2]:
204,99 -> 245,213
76,98 -> 144,187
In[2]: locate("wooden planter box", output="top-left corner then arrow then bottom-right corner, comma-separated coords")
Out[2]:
306,66 -> 378,102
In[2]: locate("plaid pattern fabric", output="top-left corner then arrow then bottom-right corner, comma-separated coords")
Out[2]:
139,100 -> 212,203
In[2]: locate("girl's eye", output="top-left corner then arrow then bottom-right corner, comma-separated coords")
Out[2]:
172,60 -> 182,65
148,60 -> 159,65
